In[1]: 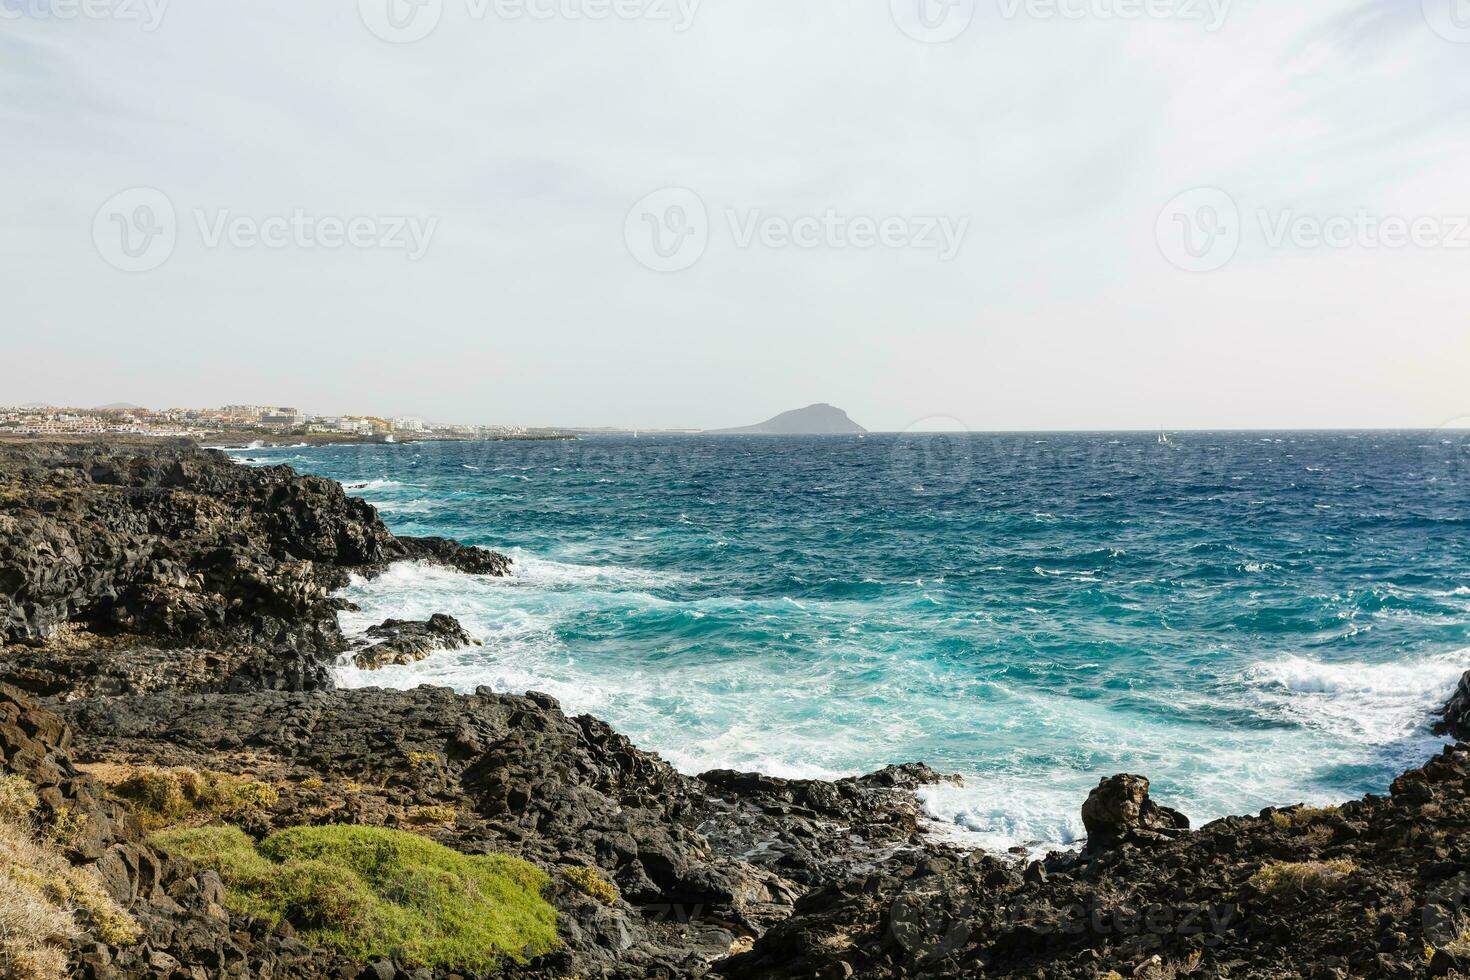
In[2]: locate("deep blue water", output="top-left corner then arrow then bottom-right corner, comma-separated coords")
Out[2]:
231,432 -> 1470,850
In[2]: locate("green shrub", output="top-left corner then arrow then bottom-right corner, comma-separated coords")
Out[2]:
563,866 -> 617,906
112,766 -> 278,829
1248,859 -> 1357,895
149,825 -> 557,971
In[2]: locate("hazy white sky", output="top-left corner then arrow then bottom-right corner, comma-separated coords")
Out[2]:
2,0 -> 1468,431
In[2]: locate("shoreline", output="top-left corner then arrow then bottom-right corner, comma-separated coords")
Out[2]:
2,438 -> 1468,978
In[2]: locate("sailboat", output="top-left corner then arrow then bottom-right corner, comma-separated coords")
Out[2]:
1157,431 -> 1171,445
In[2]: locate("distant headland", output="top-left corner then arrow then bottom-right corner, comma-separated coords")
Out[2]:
707,403 -> 867,435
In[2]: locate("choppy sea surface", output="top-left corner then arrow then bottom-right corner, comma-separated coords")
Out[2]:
229,432 -> 1470,852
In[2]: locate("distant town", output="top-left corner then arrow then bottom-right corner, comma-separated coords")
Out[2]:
0,404 -> 573,443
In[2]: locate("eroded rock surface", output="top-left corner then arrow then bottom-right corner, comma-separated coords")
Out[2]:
1079,773 -> 1190,853
0,440 -> 509,696
1435,669 -> 1470,740
58,685 -> 948,977
352,613 -> 479,669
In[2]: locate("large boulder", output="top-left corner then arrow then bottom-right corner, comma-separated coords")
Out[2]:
1080,773 -> 1189,852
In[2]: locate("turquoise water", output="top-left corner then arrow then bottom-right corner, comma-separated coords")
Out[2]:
232,432 -> 1470,851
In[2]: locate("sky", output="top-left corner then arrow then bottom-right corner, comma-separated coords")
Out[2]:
2,0 -> 1468,432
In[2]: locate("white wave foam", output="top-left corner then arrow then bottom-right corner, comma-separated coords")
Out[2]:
1245,651 -> 1469,744
508,551 -> 684,590
345,479 -> 406,493
919,779 -> 1087,857
1248,653 -> 1467,698
373,499 -> 433,514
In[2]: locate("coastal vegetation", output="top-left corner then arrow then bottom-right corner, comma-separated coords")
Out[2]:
147,824 -> 559,971
1266,804 -> 1339,830
1246,858 -> 1358,895
0,777 -> 140,980
109,765 -> 279,829
407,803 -> 459,826
563,865 -> 618,906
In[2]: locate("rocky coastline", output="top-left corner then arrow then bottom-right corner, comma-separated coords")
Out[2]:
2,440 -> 1469,979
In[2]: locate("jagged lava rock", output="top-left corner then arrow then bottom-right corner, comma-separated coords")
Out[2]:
1080,773 -> 1190,853
352,613 -> 478,670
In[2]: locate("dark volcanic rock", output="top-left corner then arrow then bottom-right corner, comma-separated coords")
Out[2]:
57,685 -> 947,977
1,683 -> 353,979
397,536 -> 513,576
693,764 -> 960,888
722,751 -> 1470,979
1080,773 -> 1190,853
1435,669 -> 1470,739
0,639 -> 332,700
352,613 -> 478,669
0,440 -> 510,694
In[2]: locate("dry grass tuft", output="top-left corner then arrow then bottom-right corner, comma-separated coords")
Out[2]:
0,783 -> 141,980
1268,805 -> 1339,830
0,776 -> 38,823
563,866 -> 618,907
407,805 -> 458,827
107,766 -> 278,829
1248,859 -> 1357,895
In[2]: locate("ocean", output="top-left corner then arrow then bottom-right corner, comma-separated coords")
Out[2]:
229,431 -> 1470,853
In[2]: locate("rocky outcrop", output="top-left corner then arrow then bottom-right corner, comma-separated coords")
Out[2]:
0,441 -> 510,693
396,536 -> 513,577
1435,669 -> 1470,740
0,639 -> 332,700
351,614 -> 478,670
1079,773 -> 1190,853
722,749 -> 1470,979
57,685 -> 948,977
693,765 -> 958,890
1,683 -> 354,979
